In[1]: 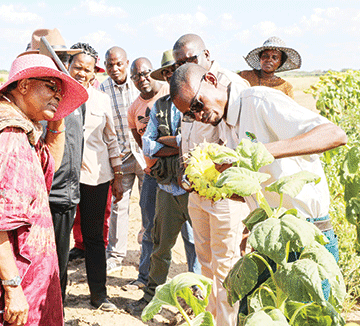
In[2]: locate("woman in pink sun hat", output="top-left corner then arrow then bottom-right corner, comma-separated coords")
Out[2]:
0,53 -> 88,326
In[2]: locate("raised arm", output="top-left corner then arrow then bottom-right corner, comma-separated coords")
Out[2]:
265,123 -> 347,159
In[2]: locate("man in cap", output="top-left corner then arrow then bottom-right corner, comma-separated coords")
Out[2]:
171,34 -> 251,326
23,28 -> 85,304
99,47 -> 143,273
126,50 -> 200,314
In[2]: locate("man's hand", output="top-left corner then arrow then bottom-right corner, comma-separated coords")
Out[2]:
214,162 -> 232,173
111,175 -> 124,203
3,286 -> 29,326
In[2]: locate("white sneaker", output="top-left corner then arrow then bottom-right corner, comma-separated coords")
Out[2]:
106,259 -> 122,274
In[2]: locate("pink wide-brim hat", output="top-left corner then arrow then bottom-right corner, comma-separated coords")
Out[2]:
0,54 -> 88,121
95,57 -> 105,73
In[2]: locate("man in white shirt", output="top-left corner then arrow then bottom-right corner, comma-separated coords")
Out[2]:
170,62 -> 347,261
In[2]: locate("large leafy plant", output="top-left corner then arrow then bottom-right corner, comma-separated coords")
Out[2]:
305,70 -> 360,249
141,273 -> 215,325
185,139 -> 347,325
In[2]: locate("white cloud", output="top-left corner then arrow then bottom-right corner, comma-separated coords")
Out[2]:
143,12 -> 210,40
253,21 -> 277,37
83,31 -> 113,50
219,13 -> 240,31
79,0 -> 127,18
235,29 -> 251,43
115,23 -> 137,37
0,5 -> 42,24
37,2 -> 46,9
283,24 -> 303,37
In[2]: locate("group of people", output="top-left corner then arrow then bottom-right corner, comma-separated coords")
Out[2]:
0,27 -> 347,326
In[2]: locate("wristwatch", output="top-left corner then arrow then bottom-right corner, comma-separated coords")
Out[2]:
1,276 -> 21,287
181,174 -> 192,191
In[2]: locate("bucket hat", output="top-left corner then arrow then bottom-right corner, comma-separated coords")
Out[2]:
0,54 -> 88,121
150,50 -> 175,81
244,36 -> 301,72
18,28 -> 82,57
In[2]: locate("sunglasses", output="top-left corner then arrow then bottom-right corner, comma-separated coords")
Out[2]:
130,70 -> 152,82
174,50 -> 205,70
29,77 -> 62,95
182,74 -> 205,122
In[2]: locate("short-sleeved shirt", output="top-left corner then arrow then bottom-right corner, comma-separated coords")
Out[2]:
127,83 -> 169,137
223,85 -> 331,219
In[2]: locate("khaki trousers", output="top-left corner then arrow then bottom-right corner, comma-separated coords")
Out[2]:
188,193 -> 250,326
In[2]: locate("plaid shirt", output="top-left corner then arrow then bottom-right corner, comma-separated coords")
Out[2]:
100,76 -> 139,157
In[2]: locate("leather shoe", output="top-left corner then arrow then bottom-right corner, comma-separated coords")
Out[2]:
125,297 -> 149,315
69,247 -> 85,261
91,297 -> 117,311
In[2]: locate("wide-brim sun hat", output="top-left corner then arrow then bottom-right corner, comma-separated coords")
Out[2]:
0,54 -> 88,121
150,49 -> 175,81
244,36 -> 301,73
18,28 -> 82,57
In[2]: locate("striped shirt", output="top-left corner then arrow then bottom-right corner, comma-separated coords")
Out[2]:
100,76 -> 139,158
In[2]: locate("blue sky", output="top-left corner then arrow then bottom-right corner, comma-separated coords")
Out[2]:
0,0 -> 359,72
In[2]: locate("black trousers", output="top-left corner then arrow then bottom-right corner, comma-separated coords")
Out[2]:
79,181 -> 110,301
51,205 -> 77,304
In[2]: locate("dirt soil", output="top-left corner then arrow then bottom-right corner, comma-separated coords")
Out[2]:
64,82 -> 360,325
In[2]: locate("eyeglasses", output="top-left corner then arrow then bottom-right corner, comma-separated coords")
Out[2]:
174,50 -> 205,70
182,74 -> 205,122
29,77 -> 62,95
130,70 -> 152,82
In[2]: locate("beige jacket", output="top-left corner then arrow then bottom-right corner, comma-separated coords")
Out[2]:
80,86 -> 121,185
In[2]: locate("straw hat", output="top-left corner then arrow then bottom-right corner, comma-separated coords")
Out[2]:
244,36 -> 301,72
0,54 -> 88,121
18,28 -> 82,57
150,50 -> 175,81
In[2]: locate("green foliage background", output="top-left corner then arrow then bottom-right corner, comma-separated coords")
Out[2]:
305,70 -> 360,310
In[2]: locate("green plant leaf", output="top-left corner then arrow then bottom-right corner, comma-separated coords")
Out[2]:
247,277 -> 277,314
274,259 -> 327,305
141,272 -> 213,322
248,215 -> 328,265
342,146 -> 360,177
244,310 -> 290,326
345,196 -> 360,225
265,171 -> 321,198
206,142 -> 240,165
224,254 -> 266,306
190,311 -> 216,326
243,208 -> 269,231
300,242 -> 346,312
284,300 -> 345,326
235,139 -> 274,172
216,167 -> 271,197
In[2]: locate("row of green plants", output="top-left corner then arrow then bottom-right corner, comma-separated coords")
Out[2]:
305,70 -> 360,312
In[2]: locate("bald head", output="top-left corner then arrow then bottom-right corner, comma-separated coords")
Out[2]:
104,46 -> 129,85
173,34 -> 206,53
170,63 -> 227,126
130,57 -> 161,99
105,46 -> 127,61
170,63 -> 206,102
173,34 -> 211,71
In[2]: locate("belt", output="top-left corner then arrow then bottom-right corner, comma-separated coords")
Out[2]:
310,219 -> 333,232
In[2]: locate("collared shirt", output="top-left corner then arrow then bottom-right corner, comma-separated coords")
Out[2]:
142,95 -> 184,196
181,60 -> 250,155
100,75 -> 139,158
224,85 -> 331,219
80,86 -> 121,185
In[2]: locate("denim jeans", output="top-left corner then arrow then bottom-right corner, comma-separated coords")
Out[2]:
138,174 -> 200,285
